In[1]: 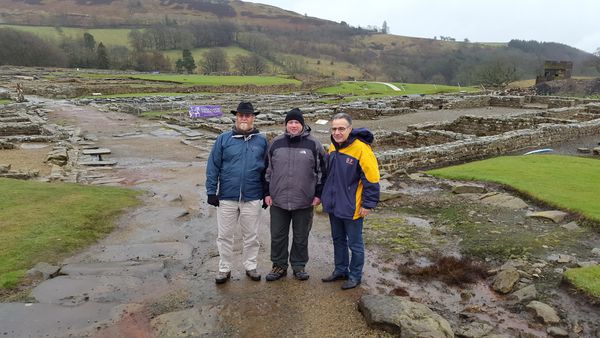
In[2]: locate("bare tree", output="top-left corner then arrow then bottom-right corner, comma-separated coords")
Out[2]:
201,48 -> 229,74
474,60 -> 518,87
234,54 -> 266,75
382,21 -> 389,34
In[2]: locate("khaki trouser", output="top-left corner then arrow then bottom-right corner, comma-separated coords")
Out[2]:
216,199 -> 261,272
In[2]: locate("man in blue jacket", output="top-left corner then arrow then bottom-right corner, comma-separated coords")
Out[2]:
321,112 -> 380,290
206,101 -> 268,284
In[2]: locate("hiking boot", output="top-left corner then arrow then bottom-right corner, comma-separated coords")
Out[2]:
293,268 -> 310,281
215,271 -> 231,284
246,269 -> 261,281
321,271 -> 348,282
341,279 -> 361,290
265,266 -> 287,281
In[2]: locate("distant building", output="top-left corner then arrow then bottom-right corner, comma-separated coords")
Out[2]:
536,60 -> 573,84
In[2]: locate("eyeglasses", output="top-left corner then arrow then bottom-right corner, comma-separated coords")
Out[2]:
330,126 -> 350,133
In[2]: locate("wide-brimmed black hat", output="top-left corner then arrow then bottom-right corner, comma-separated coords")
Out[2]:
231,101 -> 260,116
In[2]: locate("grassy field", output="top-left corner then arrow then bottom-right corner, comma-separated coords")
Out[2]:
0,178 -> 139,290
564,266 -> 600,300
0,24 -> 132,47
125,74 -> 300,86
276,52 -> 363,80
83,92 -> 197,99
318,81 -> 478,98
163,46 -> 258,68
427,155 -> 600,222
0,99 -> 11,105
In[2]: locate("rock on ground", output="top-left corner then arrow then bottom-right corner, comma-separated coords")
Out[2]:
526,210 -> 568,223
358,295 -> 454,337
526,301 -> 560,324
492,268 -> 520,294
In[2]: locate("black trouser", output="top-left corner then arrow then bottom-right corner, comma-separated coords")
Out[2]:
269,205 -> 314,271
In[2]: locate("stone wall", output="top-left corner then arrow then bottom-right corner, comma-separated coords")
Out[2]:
410,115 -> 574,137
0,122 -> 42,136
374,130 -> 472,149
489,96 -> 525,108
377,119 -> 600,173
338,107 -> 416,120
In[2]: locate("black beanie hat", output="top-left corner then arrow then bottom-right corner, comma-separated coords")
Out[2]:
285,108 -> 304,126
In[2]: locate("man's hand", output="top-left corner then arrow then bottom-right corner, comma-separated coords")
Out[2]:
264,196 -> 273,207
207,194 -> 219,207
311,197 -> 321,206
359,207 -> 372,217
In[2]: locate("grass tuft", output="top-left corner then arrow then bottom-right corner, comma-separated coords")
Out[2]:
564,266 -> 600,300
0,178 -> 140,289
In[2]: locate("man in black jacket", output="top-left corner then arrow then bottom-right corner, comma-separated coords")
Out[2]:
264,108 -> 327,281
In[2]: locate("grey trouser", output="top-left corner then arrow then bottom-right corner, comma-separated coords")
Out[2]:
269,205 -> 313,270
216,199 -> 261,272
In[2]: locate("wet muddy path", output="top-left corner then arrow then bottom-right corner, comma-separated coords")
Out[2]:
2,100 -> 600,337
1,101 -> 387,337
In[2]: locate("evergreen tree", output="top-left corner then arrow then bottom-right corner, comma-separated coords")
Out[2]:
96,42 -> 109,69
175,59 -> 185,73
382,21 -> 389,34
83,32 -> 96,51
180,49 -> 196,74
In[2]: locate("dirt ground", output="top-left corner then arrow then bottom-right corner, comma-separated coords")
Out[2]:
2,96 -> 600,337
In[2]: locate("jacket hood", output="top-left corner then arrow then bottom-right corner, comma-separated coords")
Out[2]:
331,127 -> 373,148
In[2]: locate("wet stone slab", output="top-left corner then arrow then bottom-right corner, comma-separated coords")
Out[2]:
61,261 -> 164,276
31,275 -> 148,305
93,242 -> 193,262
0,302 -> 119,337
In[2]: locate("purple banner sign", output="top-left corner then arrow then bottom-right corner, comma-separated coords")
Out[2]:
189,105 -> 223,118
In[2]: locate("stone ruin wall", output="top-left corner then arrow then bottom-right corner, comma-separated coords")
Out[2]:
0,104 -> 68,143
373,130 -> 472,149
377,119 -> 600,174
73,93 -> 600,175
412,115 -> 574,137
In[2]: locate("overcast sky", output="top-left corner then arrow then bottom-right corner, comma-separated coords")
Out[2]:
254,0 -> 600,53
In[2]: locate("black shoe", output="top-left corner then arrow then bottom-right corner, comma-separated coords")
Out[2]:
321,272 -> 348,282
246,269 -> 261,281
215,271 -> 231,284
341,279 -> 361,290
293,268 -> 310,281
265,266 -> 287,281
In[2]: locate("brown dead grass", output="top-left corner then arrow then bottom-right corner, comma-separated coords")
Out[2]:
399,256 -> 489,287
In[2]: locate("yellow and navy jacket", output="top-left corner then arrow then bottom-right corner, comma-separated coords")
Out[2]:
321,128 -> 380,220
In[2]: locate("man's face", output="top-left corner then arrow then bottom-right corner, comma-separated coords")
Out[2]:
286,120 -> 303,136
331,118 -> 352,144
235,113 -> 255,132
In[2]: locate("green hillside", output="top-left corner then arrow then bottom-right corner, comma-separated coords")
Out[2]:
0,0 -> 598,84
0,24 -> 132,47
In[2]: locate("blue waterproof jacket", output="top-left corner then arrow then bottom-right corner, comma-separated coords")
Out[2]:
321,128 -> 380,220
206,128 -> 268,201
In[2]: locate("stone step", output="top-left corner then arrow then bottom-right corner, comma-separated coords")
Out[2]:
78,160 -> 117,166
82,148 -> 111,155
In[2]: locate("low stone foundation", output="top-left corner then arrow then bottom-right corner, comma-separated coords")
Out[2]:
374,130 -> 472,149
378,119 -> 600,173
409,115 -> 574,137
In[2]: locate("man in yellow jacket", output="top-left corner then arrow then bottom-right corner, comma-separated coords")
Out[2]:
320,112 -> 380,290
